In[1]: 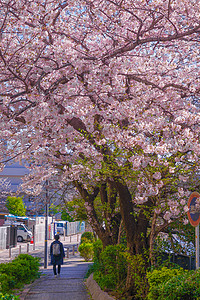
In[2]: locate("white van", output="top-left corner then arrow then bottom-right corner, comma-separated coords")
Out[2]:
55,221 -> 66,235
16,224 -> 33,242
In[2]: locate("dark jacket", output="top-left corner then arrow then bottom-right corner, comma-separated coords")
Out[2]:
50,240 -> 65,265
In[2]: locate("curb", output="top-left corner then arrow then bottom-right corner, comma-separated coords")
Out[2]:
86,274 -> 116,300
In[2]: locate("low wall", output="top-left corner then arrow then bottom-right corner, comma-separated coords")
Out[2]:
86,273 -> 116,300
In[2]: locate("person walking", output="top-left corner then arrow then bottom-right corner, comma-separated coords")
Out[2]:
50,234 -> 65,278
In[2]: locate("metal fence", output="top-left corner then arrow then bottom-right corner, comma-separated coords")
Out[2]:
160,252 -> 196,270
34,216 -> 53,243
35,219 -> 85,242
65,221 -> 85,236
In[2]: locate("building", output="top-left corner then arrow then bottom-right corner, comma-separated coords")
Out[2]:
0,161 -> 44,216
0,161 -> 29,193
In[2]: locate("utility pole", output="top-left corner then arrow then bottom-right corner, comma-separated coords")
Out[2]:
44,180 -> 49,269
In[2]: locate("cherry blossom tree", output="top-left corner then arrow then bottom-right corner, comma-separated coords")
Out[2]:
0,178 -> 11,213
1,0 -> 200,293
0,178 -> 11,198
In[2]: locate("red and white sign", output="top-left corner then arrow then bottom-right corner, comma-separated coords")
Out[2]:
187,192 -> 200,227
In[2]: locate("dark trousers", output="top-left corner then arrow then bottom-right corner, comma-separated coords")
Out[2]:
53,264 -> 61,275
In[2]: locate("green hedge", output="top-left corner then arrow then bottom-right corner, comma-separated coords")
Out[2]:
93,239 -> 103,262
157,270 -> 200,300
0,254 -> 40,295
79,242 -> 94,261
147,265 -> 200,300
85,238 -> 200,299
93,244 -> 127,290
0,293 -> 19,300
80,232 -> 95,244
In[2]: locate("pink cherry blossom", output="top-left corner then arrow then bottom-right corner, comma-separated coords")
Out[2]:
153,172 -> 162,180
0,0 -> 199,266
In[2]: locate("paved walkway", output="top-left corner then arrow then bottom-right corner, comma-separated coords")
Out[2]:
0,235 -> 92,300
21,255 -> 92,300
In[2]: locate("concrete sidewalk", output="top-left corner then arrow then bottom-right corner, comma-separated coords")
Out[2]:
20,255 -> 92,300
0,235 -> 92,300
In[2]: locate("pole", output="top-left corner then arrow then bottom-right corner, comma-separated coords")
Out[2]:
33,225 -> 35,251
9,246 -> 11,258
63,227 -> 65,241
195,224 -> 199,270
44,180 -> 49,269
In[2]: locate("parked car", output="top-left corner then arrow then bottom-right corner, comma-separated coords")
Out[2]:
4,220 -> 33,242
16,223 -> 33,242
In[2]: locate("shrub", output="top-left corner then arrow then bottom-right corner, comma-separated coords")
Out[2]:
15,254 -> 40,280
79,242 -> 94,261
85,240 -> 104,279
94,270 -> 117,290
157,270 -> 200,300
86,259 -> 103,278
0,293 -> 19,300
0,254 -> 40,294
0,274 -> 17,294
147,266 -> 184,289
80,232 -> 95,244
125,253 -> 149,299
93,239 -> 103,262
147,265 -> 188,300
93,244 -> 127,290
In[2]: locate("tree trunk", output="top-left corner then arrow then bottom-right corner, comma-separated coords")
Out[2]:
149,211 -> 157,266
117,218 -> 123,244
75,181 -> 118,248
114,181 -> 135,252
99,182 -> 121,245
114,180 -> 150,297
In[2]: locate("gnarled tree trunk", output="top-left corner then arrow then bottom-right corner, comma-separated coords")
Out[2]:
115,180 -> 150,297
75,181 -> 121,248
